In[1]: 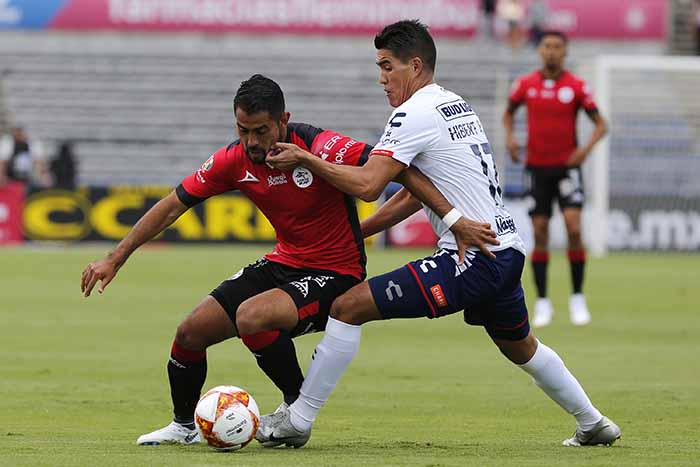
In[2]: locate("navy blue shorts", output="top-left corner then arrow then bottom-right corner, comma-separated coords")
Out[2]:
368,248 -> 530,341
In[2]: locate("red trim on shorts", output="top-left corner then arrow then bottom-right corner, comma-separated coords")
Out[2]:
298,301 -> 320,320
493,315 -> 530,331
171,341 -> 206,363
567,249 -> 586,263
406,263 -> 437,318
241,330 -> 281,351
531,250 -> 549,263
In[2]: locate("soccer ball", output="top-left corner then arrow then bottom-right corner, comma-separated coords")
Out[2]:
194,385 -> 260,451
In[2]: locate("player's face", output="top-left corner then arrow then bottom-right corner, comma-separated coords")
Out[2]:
376,49 -> 416,108
538,36 -> 567,71
235,108 -> 289,164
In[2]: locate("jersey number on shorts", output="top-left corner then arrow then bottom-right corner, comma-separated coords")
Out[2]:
470,143 -> 504,207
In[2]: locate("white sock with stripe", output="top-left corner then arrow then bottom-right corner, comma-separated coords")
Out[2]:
289,317 -> 361,431
518,340 -> 603,431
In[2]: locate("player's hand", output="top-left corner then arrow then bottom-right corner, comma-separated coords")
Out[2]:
507,136 -> 521,163
81,257 -> 119,297
450,217 -> 500,262
567,147 -> 588,167
266,143 -> 309,171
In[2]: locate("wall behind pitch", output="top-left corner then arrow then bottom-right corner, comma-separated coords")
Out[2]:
21,186 -> 376,243
0,0 -> 667,39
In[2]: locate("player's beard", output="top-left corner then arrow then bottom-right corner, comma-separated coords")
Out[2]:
246,147 -> 267,164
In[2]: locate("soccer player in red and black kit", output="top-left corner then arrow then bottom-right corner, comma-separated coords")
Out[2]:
80,74 -> 497,446
503,31 -> 607,327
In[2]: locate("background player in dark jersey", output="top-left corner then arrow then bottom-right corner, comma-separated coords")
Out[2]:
503,31 -> 608,328
80,74 -> 497,447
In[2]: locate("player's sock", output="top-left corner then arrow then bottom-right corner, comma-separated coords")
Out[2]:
167,341 -> 206,428
567,249 -> 586,294
531,250 -> 549,298
518,340 -> 602,431
241,330 -> 304,405
289,317 -> 361,431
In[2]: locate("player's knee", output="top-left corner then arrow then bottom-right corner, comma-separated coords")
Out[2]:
567,229 -> 582,247
235,300 -> 269,336
329,293 -> 362,325
175,320 -> 207,352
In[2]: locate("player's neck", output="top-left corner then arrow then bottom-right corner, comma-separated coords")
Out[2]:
407,77 -> 435,99
540,67 -> 565,80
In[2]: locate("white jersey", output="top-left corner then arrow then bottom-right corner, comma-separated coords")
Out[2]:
374,83 -> 525,255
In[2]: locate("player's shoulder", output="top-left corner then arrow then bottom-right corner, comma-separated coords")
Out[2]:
288,122 -> 324,149
562,70 -> 588,87
515,70 -> 541,85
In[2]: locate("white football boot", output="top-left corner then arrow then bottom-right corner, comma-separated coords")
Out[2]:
532,298 -> 554,328
267,408 -> 312,448
255,402 -> 290,447
569,293 -> 592,326
562,416 -> 621,446
136,421 -> 200,445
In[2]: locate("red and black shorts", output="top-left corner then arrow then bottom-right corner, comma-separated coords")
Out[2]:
524,166 -> 584,217
210,258 -> 359,338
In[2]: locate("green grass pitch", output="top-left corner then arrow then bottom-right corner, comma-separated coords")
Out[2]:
1,244 -> 699,466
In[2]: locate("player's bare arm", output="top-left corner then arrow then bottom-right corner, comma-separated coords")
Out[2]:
398,168 -> 499,260
360,186 -> 422,238
567,109 -> 608,167
81,191 -> 188,297
503,101 -> 521,163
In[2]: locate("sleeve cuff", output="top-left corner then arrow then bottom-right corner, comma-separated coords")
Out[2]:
175,184 -> 206,207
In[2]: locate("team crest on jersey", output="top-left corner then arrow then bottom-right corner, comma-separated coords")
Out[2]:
201,156 -> 214,172
558,86 -> 575,104
292,167 -> 313,188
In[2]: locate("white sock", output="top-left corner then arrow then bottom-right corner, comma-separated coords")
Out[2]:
289,317 -> 361,431
518,340 -> 603,431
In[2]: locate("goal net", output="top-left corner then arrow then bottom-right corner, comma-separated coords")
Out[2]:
589,55 -> 700,254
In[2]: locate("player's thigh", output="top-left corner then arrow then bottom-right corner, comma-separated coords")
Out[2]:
176,296 -> 236,350
329,282 -> 382,325
557,166 -> 585,211
562,207 -> 582,235
235,288 -> 298,335
525,167 -> 556,218
208,258 -> 279,334
278,272 -> 361,337
368,249 -> 465,321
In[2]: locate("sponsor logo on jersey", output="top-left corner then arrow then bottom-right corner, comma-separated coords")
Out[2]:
333,139 -> 357,164
495,215 -> 517,235
267,173 -> 288,187
238,170 -> 259,183
292,167 -> 313,188
430,284 -> 447,308
388,112 -> 406,127
527,87 -> 538,98
558,86 -> 575,104
201,155 -> 214,172
323,135 -> 343,151
369,149 -> 394,158
436,100 -> 474,121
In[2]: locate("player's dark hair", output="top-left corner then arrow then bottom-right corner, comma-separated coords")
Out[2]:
234,74 -> 285,119
375,19 -> 437,73
539,30 -> 568,45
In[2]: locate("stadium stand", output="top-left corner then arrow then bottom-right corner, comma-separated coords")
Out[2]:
0,32 -> 662,186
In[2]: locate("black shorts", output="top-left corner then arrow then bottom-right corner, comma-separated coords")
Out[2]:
210,258 -> 360,338
524,166 -> 584,217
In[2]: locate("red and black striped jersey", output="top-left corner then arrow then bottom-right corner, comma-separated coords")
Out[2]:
177,123 -> 371,279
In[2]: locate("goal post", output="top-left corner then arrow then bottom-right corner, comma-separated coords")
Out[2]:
590,55 -> 700,255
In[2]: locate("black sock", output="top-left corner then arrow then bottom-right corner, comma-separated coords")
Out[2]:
168,342 -> 207,428
531,250 -> 549,298
241,330 -> 304,405
568,249 -> 586,294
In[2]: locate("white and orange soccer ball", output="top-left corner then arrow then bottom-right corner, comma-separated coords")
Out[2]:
194,385 -> 260,451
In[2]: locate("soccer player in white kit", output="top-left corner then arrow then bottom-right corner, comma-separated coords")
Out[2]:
264,20 -> 620,448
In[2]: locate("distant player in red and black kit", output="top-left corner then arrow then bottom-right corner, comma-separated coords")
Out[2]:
80,74 -> 496,447
503,31 -> 607,327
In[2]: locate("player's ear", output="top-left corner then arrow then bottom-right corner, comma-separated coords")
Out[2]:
280,111 -> 291,125
410,57 -> 423,76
